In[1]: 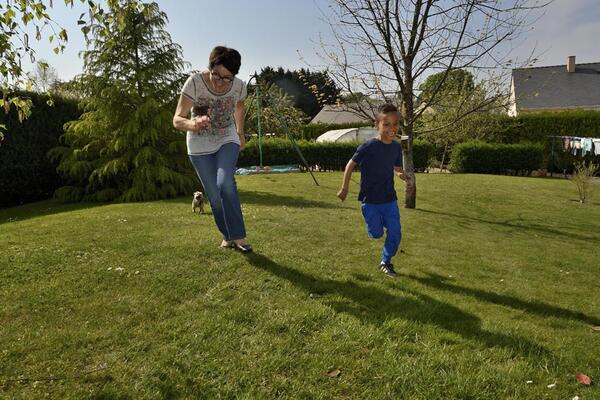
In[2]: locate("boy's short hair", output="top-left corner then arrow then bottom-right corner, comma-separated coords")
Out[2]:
208,46 -> 241,75
375,103 -> 399,123
377,103 -> 399,114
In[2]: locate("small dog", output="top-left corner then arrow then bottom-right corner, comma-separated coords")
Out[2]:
192,191 -> 205,214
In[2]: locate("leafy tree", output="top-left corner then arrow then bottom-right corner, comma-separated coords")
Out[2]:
418,72 -> 511,166
49,77 -> 85,100
418,69 -> 475,109
28,60 -> 59,92
49,0 -> 195,202
0,0 -> 100,141
244,81 -> 309,138
255,67 -> 339,118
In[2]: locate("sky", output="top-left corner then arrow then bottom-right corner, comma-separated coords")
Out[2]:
22,0 -> 600,84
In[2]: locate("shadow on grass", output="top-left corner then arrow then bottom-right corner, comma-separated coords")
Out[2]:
415,208 -> 600,243
403,272 -> 600,326
246,252 -> 549,358
0,200 -> 107,226
239,190 -> 351,209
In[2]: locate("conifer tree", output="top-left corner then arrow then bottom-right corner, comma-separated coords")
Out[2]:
50,0 -> 195,202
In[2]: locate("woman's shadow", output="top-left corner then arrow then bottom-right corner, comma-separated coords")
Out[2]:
245,253 -> 549,358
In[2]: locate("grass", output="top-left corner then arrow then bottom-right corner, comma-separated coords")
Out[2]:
1,173 -> 599,399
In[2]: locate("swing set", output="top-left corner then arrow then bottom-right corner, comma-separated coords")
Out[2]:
239,73 -> 319,186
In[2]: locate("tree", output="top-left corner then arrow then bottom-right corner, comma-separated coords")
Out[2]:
417,69 -> 510,166
319,0 -> 549,208
0,0 -> 100,142
256,67 -> 340,118
28,60 -> 59,92
49,0 -> 195,202
418,69 -> 475,109
49,77 -> 85,100
245,81 -> 309,138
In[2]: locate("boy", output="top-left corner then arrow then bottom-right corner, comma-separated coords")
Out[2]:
337,103 -> 411,278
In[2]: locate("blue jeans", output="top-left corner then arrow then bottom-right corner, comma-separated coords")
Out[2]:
361,201 -> 402,264
189,143 -> 246,241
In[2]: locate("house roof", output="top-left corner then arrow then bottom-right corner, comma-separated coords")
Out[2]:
310,104 -> 376,124
512,62 -> 600,112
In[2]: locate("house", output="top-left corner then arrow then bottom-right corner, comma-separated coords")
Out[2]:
310,103 -> 376,124
509,56 -> 600,116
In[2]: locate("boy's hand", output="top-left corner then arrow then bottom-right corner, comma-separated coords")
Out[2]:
337,187 -> 349,201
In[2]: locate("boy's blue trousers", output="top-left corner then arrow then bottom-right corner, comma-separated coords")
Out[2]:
361,200 -> 402,264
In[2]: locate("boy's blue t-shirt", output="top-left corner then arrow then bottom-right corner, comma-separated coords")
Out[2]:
351,138 -> 403,204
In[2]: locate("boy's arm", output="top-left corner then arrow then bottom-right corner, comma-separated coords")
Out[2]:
394,166 -> 413,186
337,160 -> 357,201
394,166 -> 406,180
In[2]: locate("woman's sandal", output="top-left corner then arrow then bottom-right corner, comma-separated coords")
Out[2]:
220,240 -> 235,249
233,242 -> 253,253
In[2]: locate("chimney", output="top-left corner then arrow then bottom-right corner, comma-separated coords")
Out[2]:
567,55 -> 576,73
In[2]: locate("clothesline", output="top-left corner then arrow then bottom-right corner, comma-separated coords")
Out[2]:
549,135 -> 600,157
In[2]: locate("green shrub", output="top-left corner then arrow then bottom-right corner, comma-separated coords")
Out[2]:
239,138 -> 434,171
503,111 -> 600,143
0,92 -> 80,207
449,141 -> 544,175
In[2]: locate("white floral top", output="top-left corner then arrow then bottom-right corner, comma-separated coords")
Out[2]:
181,71 -> 247,155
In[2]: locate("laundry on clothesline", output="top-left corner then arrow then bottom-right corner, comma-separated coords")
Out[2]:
557,136 -> 600,156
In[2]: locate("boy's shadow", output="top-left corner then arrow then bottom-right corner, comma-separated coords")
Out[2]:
401,272 -> 600,326
245,253 -> 549,358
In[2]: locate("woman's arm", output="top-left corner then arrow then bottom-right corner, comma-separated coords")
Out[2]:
234,100 -> 246,149
173,95 -> 209,132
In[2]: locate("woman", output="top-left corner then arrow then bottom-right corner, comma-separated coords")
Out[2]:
173,46 -> 252,253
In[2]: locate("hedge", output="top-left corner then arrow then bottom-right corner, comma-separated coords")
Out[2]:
502,111 -> 600,143
239,138 -> 434,171
0,92 -> 80,207
448,141 -> 545,175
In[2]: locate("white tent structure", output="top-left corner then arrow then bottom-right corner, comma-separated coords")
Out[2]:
316,127 -> 379,143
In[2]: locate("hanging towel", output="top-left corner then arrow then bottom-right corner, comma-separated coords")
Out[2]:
572,138 -> 582,156
563,136 -> 571,151
582,138 -> 593,156
593,139 -> 600,156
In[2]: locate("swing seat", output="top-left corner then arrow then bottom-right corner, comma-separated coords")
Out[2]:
235,164 -> 301,175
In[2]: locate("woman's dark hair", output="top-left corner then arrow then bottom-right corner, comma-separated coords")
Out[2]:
208,46 -> 241,75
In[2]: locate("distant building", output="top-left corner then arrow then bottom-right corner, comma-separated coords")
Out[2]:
509,56 -> 600,116
310,103 -> 376,124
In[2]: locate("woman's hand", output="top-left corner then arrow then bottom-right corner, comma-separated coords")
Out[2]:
190,116 -> 211,132
238,133 -> 246,150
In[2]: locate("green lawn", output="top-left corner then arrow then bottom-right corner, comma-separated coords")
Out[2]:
1,173 -> 599,399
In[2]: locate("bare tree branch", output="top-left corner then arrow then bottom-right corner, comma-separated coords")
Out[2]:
313,0 -> 550,208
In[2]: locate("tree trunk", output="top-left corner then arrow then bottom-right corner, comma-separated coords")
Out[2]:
401,84 -> 416,209
402,140 -> 417,208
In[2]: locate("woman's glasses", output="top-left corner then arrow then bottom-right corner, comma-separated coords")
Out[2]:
210,70 -> 234,83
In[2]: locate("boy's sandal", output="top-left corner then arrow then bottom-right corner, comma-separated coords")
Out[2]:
233,243 -> 253,253
220,241 -> 235,249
